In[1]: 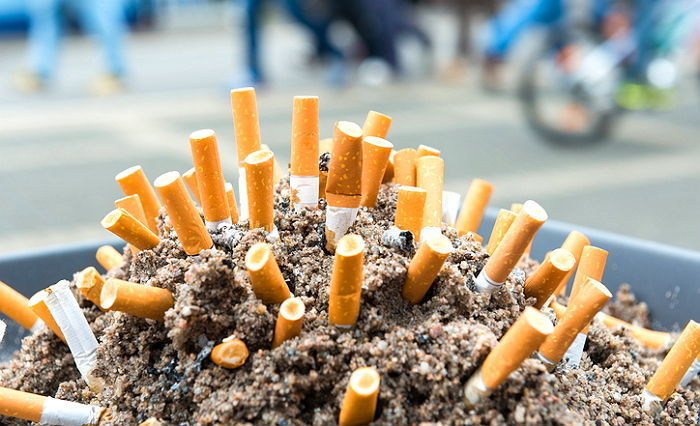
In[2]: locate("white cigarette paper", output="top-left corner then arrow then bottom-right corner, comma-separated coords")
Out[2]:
441,191 -> 461,226
206,218 -> 232,233
420,226 -> 442,243
41,397 -> 105,426
290,175 -> 319,209
0,320 -> 5,345
563,332 -> 587,369
681,358 -> 700,387
326,206 -> 358,245
474,271 -> 503,294
641,389 -> 663,416
238,167 -> 249,220
535,351 -> 557,371
463,368 -> 491,408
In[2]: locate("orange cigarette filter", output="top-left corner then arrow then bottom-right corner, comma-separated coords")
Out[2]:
325,122 -> 363,208
329,234 -> 365,327
114,194 -> 148,227
182,167 -> 201,204
455,178 -> 494,236
509,203 -> 533,256
523,248 -> 576,309
555,231 -> 591,296
645,320 -> 700,400
100,278 -> 174,322
230,87 -> 262,165
485,209 -> 517,256
0,280 -> 39,330
291,96 -> 319,177
245,243 -> 292,304
394,186 -> 427,240
76,267 -> 105,307
393,148 -> 417,186
27,289 -> 65,341
481,307 -> 554,389
417,144 -> 440,158
154,171 -> 213,255
0,386 -> 47,422
115,166 -> 162,233
381,151 -> 395,184
402,235 -> 453,304
597,312 -> 671,350
339,367 -> 381,426
362,110 -> 392,138
244,150 -> 275,232
272,297 -> 305,348
415,156 -> 444,229
189,129 -> 230,227
101,208 -> 161,252
570,245 -> 608,301
260,143 -> 284,184
211,337 -> 249,369
96,245 -> 123,271
539,277 -> 612,364
224,182 -> 240,223
360,136 -> 394,208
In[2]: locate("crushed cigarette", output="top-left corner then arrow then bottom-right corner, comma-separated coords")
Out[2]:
339,367 -> 380,426
115,165 -> 162,233
272,297 -> 305,348
211,337 -> 249,369
75,267 -> 105,308
189,129 -> 231,232
402,235 -> 453,304
329,234 -> 365,328
95,245 -> 123,271
245,242 -> 292,304
100,278 -> 174,322
0,280 -> 40,330
101,208 -> 160,252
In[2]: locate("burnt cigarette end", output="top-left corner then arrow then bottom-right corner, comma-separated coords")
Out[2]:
380,227 -> 413,252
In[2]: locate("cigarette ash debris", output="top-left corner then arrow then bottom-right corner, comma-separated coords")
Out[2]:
1,181 -> 698,425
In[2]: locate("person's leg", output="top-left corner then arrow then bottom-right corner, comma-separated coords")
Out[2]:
282,0 -> 342,59
244,0 -> 265,82
26,0 -> 63,79
77,0 -> 127,76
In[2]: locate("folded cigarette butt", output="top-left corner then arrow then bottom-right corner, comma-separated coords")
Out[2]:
326,121 -> 363,208
182,167 -> 201,204
360,136 -> 393,208
329,234 -> 365,327
402,235 -> 453,304
244,150 -> 276,232
101,208 -> 161,252
645,320 -> 700,401
230,87 -> 262,165
0,386 -> 106,425
211,336 -> 249,369
154,171 -> 213,255
96,245 -> 123,271
570,245 -> 608,302
417,144 -> 440,158
339,367 -> 380,426
416,156 -> 444,232
395,186 -> 427,241
393,148 -> 417,186
484,209 -> 517,256
189,129 -> 231,231
28,289 -> 66,341
245,242 -> 292,304
554,231 -> 591,296
76,267 -> 105,307
596,312 -> 671,350
524,248 -> 576,309
115,165 -> 162,233
114,194 -> 148,227
455,179 -> 494,236
0,280 -> 39,330
538,277 -> 611,366
291,96 -> 319,177
272,297 -> 305,348
100,278 -> 174,321
224,182 -> 240,223
381,151 -> 395,183
319,137 -> 333,155
441,191 -> 461,226
362,110 -> 392,139
475,201 -> 547,293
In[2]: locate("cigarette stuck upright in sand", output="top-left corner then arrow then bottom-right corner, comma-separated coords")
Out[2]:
416,155 -> 444,241
474,201 -> 547,294
484,209 -> 517,256
211,336 -> 249,369
0,386 -> 106,425
329,234 -> 365,328
231,87 -> 263,220
339,367 -> 381,426
362,110 -> 392,139
224,182 -> 240,223
102,208 -> 161,252
154,171 -> 213,255
394,186 -> 427,241
554,231 -> 591,296
76,267 -> 105,308
417,144 -> 440,158
524,248 -> 576,309
464,307 -> 553,408
96,245 -> 123,271
244,150 -> 276,233
441,191 -> 461,226
290,96 -> 320,209
272,297 -> 305,348
100,278 -> 174,322
382,151 -> 395,184
115,166 -> 162,233
182,167 -> 201,204
189,129 -> 231,232
402,235 -> 453,304
360,136 -> 393,208
570,245 -> 608,300
455,179 -> 494,236
115,194 -> 148,227
393,148 -> 417,186
245,243 -> 292,304
0,280 -> 40,330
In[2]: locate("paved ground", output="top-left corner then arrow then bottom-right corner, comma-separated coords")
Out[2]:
1,10 -> 700,254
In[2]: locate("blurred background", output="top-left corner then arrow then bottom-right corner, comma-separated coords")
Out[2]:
1,0 -> 699,254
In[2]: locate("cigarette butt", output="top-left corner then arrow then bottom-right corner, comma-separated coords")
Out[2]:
416,156 -> 444,229
0,280 -> 39,330
538,277 -> 611,364
570,245 -> 608,301
101,208 -> 161,252
329,234 -> 365,327
509,203 -> 534,257
360,136 -> 394,207
100,278 -> 174,321
0,387 -> 106,425
211,337 -> 249,369
319,137 -> 334,155
75,267 -> 105,307
272,297 -> 305,348
402,235 -> 453,304
395,186 -> 427,240
326,121 -> 363,208
245,242 -> 292,304
154,171 -> 213,255
291,96 -> 319,177
28,290 -> 66,341
597,312 -> 671,350
114,194 -> 148,227
115,166 -> 162,233
550,300 -> 567,319
339,367 -> 381,426
319,171 -> 328,199
381,151 -> 395,183
260,144 -> 284,184
362,110 -> 392,138
231,87 -> 262,165
0,386 -> 45,422
393,148 -> 417,186
189,129 -> 231,230
455,179 -> 494,236
646,320 -> 700,401
554,231 -> 591,296
485,209 -> 517,256
182,168 -> 201,204
224,182 -> 240,223
417,144 -> 441,157
524,249 -> 576,309
96,245 -> 123,271
244,150 -> 276,232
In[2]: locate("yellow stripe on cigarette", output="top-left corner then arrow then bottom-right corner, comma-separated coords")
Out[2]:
115,194 -> 148,227
554,231 -> 591,296
570,245 -> 608,301
245,243 -> 292,304
523,248 -> 575,309
402,235 -> 453,304
362,110 -> 392,138
291,96 -> 319,177
225,182 -> 240,224
96,245 -> 123,271
597,312 -> 671,350
244,150 -> 276,232
182,167 -> 201,204
211,337 -> 249,369
339,367 -> 381,426
393,148 -> 417,186
272,297 -> 305,348
326,121 -> 363,208
329,234 -> 364,327
417,144 -> 440,157
360,136 -> 393,208
230,87 -> 262,165
395,186 -> 427,240
100,278 -> 174,321
416,156 -> 444,229
0,280 -> 39,330
27,289 -> 65,341
189,129 -> 230,227
0,386 -> 47,422
381,151 -> 395,183
485,209 -> 517,256
115,166 -> 162,233
455,178 -> 494,236
101,208 -> 161,252
645,320 -> 700,400
76,267 -> 105,307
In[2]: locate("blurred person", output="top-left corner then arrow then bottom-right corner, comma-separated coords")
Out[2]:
15,0 -> 128,95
